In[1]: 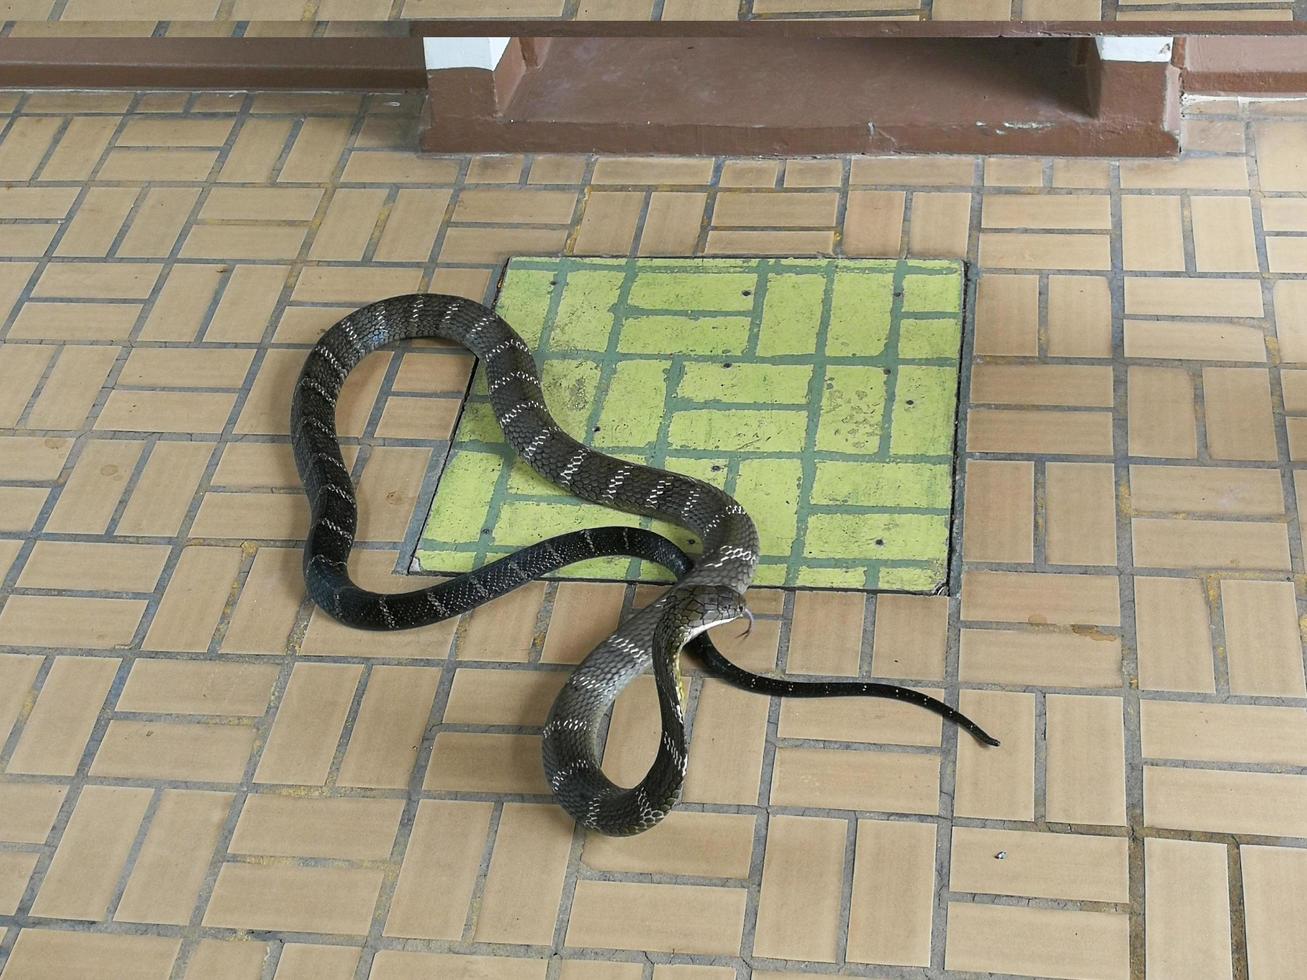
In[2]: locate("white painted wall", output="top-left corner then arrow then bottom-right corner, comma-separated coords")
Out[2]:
1096,37 -> 1174,63
422,37 -> 511,72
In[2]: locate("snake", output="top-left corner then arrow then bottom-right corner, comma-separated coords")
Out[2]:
292,293 -> 998,837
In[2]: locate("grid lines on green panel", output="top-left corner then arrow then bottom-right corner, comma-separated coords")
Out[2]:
416,257 -> 964,593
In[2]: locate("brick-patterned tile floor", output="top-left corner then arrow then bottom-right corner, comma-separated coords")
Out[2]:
0,89 -> 1306,979
0,0 -> 1302,26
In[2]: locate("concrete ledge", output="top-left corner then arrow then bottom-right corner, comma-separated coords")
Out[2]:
1183,36 -> 1307,95
420,37 -> 1180,158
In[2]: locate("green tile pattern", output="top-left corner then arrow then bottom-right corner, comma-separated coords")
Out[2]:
416,257 -> 964,592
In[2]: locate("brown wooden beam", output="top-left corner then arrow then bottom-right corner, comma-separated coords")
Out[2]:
0,37 -> 425,90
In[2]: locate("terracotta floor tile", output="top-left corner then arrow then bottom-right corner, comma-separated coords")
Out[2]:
1045,693 -> 1128,825
443,667 -> 564,726
0,595 -> 144,650
0,781 -> 66,845
1192,195 -> 1260,272
573,190 -> 643,255
384,799 -> 492,940
713,191 -> 839,228
540,582 -> 626,664
600,674 -> 660,789
944,903 -> 1129,979
1134,576 -> 1216,693
1120,156 -> 1249,190
637,190 -> 707,255
273,944 -> 361,980
870,594 -> 947,680
1126,276 -> 1264,318
184,940 -> 268,980
979,231 -> 1111,271
1145,766 -> 1307,838
1144,838 -> 1233,980
91,720 -> 255,782
843,189 -> 905,256
231,795 -> 403,861
220,546 -> 303,654
846,818 -> 935,966
1,930 -> 179,980
254,663 -> 361,785
982,193 -> 1109,229
770,746 -> 939,814
983,157 -> 1044,187
960,628 -> 1122,688
753,814 -> 846,962
1132,517 -> 1291,571
0,851 -> 38,916
851,156 -> 975,186
136,262 -> 226,336
1242,845 -> 1307,978
115,789 -> 232,926
787,590 -> 864,676
1046,461 -> 1118,565
907,191 -> 971,257
1142,700 -> 1307,766
338,664 -> 441,788
971,363 -> 1113,408
974,274 -> 1039,357
1275,279 -> 1307,363
1127,366 -> 1198,459
118,659 -> 277,716
1220,578 -> 1307,696
967,407 -> 1114,456
143,545 -> 242,653
424,732 -> 550,795
1255,122 -> 1307,192
1202,366 -> 1278,461
778,690 -> 944,747
1122,195 -> 1185,271
961,570 -> 1120,626
1124,319 -> 1267,362
455,188 -> 579,225
475,802 -> 573,945
220,117 -> 293,183
189,491 -> 308,540
950,826 -> 1127,901
591,157 -> 714,185
203,863 -> 385,936
4,91 -> 1307,975
458,580 -> 545,662
354,446 -> 434,541
30,784 -> 151,921
120,187 -> 201,257
954,690 -> 1035,820
682,683 -> 769,805
369,951 -> 546,980
565,880 -> 746,955
199,264 -> 286,344
1130,465 -> 1284,518
0,343 -> 51,427
117,440 -> 215,536
583,811 -> 756,879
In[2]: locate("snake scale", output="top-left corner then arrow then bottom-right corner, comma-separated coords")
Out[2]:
292,293 -> 998,837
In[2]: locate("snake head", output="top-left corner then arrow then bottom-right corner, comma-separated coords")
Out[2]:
688,586 -> 752,640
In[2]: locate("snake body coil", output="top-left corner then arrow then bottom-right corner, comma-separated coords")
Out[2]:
293,294 -> 997,837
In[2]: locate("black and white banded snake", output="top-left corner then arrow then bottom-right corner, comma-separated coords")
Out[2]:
292,293 -> 998,837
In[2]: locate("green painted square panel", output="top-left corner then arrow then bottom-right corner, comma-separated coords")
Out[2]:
416,257 -> 965,593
